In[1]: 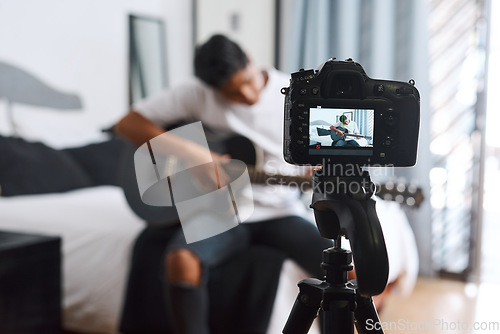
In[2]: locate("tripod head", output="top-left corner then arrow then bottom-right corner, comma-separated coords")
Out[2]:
283,165 -> 389,334
311,165 -> 389,297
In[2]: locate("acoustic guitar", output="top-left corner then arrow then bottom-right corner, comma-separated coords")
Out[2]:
328,126 -> 372,143
118,133 -> 423,225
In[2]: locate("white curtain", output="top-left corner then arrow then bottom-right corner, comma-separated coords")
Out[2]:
277,0 -> 427,82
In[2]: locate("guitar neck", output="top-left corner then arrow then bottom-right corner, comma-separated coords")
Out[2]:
343,133 -> 371,139
247,167 -> 311,190
246,167 -> 422,207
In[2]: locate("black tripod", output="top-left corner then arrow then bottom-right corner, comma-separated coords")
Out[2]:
283,166 -> 389,334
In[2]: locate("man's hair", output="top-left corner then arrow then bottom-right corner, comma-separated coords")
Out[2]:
194,34 -> 248,88
339,115 -> 348,122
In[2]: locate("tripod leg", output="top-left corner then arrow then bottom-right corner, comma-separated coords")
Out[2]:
283,278 -> 324,334
354,294 -> 384,334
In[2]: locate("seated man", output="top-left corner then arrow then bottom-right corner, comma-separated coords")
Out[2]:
115,34 -> 332,334
330,115 -> 361,147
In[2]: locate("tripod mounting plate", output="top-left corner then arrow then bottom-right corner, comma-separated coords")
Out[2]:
311,169 -> 389,297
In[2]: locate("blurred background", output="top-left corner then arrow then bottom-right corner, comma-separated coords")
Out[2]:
1,0 -> 499,332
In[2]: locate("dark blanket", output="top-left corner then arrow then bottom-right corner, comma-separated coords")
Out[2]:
0,135 -> 123,196
119,225 -> 285,334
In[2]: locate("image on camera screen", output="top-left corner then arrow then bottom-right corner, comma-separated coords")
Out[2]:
309,107 -> 374,157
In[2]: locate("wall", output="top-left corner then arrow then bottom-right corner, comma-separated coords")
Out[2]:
0,0 -> 193,148
195,0 -> 275,68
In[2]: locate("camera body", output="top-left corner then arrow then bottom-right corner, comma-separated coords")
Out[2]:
283,59 -> 420,167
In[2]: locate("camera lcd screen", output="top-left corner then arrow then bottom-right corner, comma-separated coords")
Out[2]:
309,107 -> 374,157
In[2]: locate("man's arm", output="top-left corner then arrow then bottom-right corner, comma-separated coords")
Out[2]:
114,110 -> 229,188
114,110 -> 165,147
353,122 -> 361,138
329,122 -> 345,136
114,110 -> 207,160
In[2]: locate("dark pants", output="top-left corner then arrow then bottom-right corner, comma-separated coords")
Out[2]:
165,215 -> 332,334
334,139 -> 360,147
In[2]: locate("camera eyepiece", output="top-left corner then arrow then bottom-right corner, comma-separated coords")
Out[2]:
324,72 -> 364,99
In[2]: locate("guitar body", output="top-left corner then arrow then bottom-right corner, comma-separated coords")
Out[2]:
118,139 -> 180,225
329,126 -> 349,143
118,127 -> 258,225
326,126 -> 372,145
204,130 -> 258,166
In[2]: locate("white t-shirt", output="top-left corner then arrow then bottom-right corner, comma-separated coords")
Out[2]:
332,120 -> 360,141
133,67 -> 307,222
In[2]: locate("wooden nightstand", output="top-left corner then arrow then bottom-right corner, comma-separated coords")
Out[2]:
0,230 -> 62,334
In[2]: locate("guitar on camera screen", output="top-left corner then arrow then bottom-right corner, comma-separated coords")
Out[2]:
309,107 -> 374,158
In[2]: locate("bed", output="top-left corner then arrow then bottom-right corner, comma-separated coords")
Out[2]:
0,135 -> 418,334
0,186 -> 141,333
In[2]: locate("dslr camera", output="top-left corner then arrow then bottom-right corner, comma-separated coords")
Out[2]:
283,59 -> 420,167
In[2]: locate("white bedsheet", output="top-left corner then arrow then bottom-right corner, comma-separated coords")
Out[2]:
0,186 -> 417,334
0,186 -> 144,333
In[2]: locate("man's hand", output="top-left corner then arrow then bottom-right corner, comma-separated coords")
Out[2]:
304,165 -> 322,178
330,125 -> 345,137
182,143 -> 231,191
210,151 -> 231,189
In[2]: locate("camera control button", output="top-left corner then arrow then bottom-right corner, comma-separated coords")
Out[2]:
311,87 -> 320,95
384,109 -> 398,126
396,87 -> 413,95
383,137 -> 394,147
374,84 -> 384,95
386,115 -> 397,126
300,88 -> 308,95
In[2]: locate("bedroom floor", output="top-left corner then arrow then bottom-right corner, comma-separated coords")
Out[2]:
379,276 -> 500,334
61,277 -> 500,334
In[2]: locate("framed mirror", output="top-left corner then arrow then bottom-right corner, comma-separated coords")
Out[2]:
128,14 -> 168,104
